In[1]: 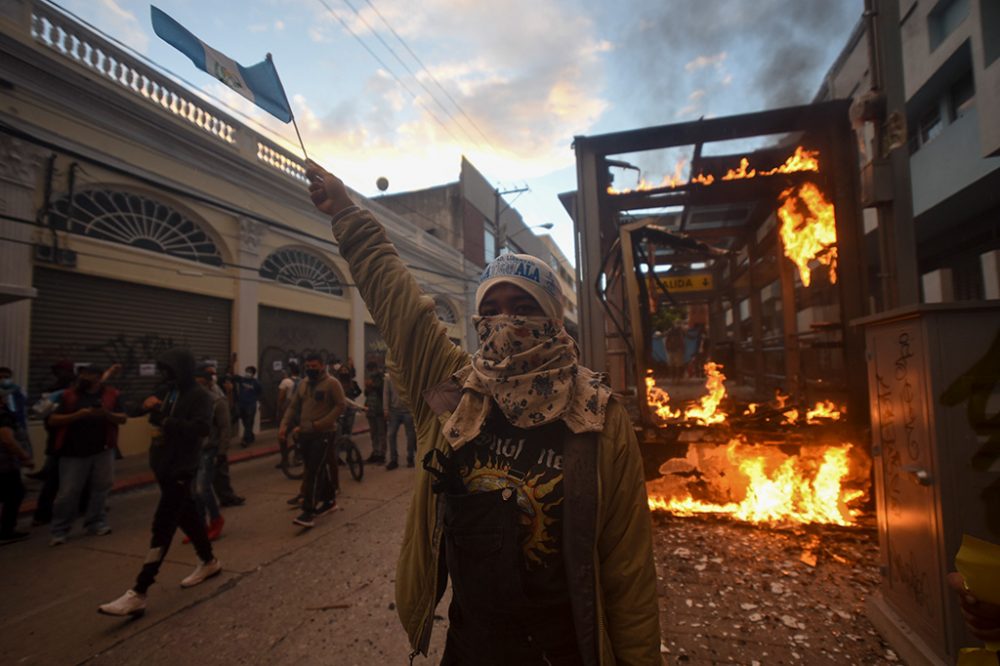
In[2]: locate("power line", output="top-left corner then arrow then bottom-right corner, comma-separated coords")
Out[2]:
339,0 -> 484,150
314,0 -> 467,147
361,0 -> 500,154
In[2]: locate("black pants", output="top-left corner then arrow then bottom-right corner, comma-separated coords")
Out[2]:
300,434 -> 334,514
212,454 -> 239,502
134,475 -> 213,594
239,404 -> 256,444
0,469 -> 25,535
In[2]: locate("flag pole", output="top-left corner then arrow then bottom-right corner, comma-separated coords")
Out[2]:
267,52 -> 308,161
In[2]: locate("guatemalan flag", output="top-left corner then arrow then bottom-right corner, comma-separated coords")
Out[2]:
150,6 -> 293,123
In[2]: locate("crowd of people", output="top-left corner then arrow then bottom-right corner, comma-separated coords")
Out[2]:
0,342 -> 417,616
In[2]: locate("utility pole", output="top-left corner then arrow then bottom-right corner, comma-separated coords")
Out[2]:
863,0 -> 920,309
494,185 -> 529,255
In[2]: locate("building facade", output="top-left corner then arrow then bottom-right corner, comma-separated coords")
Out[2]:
816,0 -> 1000,303
0,0 -> 478,457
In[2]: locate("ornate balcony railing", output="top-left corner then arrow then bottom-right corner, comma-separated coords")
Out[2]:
27,1 -> 307,184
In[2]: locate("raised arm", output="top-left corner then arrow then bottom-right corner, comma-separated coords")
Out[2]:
306,161 -> 469,429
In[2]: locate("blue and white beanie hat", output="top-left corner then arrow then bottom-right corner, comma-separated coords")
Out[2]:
475,253 -> 564,320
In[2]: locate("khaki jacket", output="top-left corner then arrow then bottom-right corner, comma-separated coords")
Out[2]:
330,206 -> 661,665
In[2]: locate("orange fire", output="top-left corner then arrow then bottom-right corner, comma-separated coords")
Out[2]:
645,363 -> 728,424
683,361 -> 728,425
777,182 -> 837,287
782,408 -> 800,425
805,400 -> 844,423
606,146 -> 820,194
647,439 -> 866,526
774,390 -> 789,409
645,372 -> 681,420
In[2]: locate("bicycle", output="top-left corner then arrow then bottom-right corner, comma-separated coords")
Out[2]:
335,410 -> 364,482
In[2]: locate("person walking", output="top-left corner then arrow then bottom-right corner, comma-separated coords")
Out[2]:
364,360 -> 387,464
383,368 -> 415,470
47,365 -> 125,546
98,348 -> 221,617
278,353 -> 345,528
1,401 -> 34,543
192,364 -> 227,541
236,366 -> 261,447
307,161 -> 660,665
213,368 -> 245,507
276,363 -> 300,425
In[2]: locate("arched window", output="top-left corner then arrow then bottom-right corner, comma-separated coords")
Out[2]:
48,189 -> 223,266
259,247 -> 344,295
434,296 -> 458,324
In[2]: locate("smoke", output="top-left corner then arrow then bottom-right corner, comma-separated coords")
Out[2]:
605,0 -> 861,127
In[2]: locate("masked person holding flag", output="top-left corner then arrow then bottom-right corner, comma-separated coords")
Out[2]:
306,161 -> 660,665
98,348 -> 221,618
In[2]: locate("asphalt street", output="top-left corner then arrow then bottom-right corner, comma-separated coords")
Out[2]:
0,440 -> 450,665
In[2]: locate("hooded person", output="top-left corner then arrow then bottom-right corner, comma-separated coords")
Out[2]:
306,161 -> 660,666
98,347 -> 222,618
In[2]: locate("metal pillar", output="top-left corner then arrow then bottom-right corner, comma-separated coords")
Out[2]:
777,234 -> 801,398
573,142 -> 607,374
866,0 -> 920,308
747,235 -> 766,390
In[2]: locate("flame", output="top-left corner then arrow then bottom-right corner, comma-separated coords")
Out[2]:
683,362 -> 728,425
722,157 -> 756,181
647,439 -> 865,526
644,362 -> 728,424
782,408 -> 799,425
777,182 -> 837,287
743,402 -> 758,415
774,390 -> 789,410
606,146 -> 819,194
805,400 -> 844,423
645,372 -> 681,419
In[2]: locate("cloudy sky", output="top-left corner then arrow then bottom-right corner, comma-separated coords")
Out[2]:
58,0 -> 862,262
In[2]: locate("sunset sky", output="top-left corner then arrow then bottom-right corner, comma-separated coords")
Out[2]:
58,0 -> 861,262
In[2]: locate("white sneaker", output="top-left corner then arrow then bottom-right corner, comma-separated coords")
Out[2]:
98,589 -> 146,617
180,558 -> 222,588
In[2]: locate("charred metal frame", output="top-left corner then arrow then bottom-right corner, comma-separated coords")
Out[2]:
573,101 -> 869,428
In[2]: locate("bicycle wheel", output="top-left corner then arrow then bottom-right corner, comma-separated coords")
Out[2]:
280,439 -> 304,480
343,438 -> 364,482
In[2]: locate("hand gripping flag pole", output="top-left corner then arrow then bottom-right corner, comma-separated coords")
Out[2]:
151,6 -> 308,160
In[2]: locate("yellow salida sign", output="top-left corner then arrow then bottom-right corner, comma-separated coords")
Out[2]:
649,273 -> 713,293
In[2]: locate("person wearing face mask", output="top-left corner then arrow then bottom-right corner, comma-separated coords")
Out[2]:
46,365 -> 125,546
235,366 -> 262,447
307,162 -> 660,666
0,366 -> 32,464
279,353 -> 346,527
98,348 -> 220,618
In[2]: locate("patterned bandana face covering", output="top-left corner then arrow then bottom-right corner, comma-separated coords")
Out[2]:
442,315 -> 612,448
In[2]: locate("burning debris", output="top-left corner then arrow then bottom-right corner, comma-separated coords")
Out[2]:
647,439 -> 869,527
644,365 -> 868,528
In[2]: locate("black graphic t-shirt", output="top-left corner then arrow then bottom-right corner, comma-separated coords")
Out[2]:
452,411 -> 569,605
